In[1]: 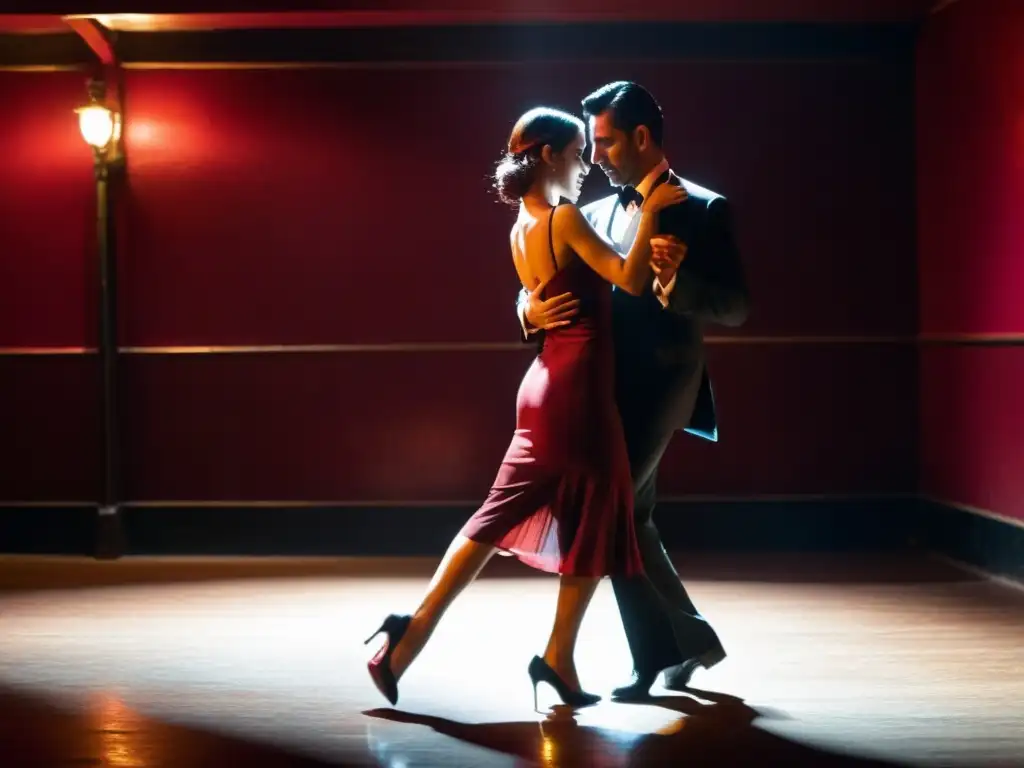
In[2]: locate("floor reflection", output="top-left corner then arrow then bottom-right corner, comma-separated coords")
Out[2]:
364,687 -> 900,768
0,554 -> 1021,767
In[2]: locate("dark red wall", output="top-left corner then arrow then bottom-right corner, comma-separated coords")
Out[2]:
0,72 -> 101,502
916,0 -> 1024,524
0,49 -> 917,504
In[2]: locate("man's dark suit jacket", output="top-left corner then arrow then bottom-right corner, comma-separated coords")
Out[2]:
518,171 -> 750,443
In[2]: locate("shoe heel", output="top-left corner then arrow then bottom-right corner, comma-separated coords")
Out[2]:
364,623 -> 385,645
528,657 -> 542,711
527,655 -> 600,709
364,614 -> 405,646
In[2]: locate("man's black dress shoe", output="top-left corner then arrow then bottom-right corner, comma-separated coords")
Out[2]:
612,637 -> 727,701
611,668 -> 659,701
663,639 -> 726,690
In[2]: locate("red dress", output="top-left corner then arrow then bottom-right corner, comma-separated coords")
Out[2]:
460,206 -> 644,578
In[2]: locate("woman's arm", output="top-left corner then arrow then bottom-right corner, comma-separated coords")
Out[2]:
555,184 -> 687,295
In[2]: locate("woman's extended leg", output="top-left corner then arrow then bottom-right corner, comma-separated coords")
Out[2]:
377,534 -> 496,682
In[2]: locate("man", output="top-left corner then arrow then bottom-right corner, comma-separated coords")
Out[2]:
517,81 -> 750,699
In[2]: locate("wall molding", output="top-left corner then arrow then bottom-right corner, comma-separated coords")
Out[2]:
0,22 -> 919,69
918,333 -> 1024,346
107,23 -> 922,66
0,64 -> 85,72
0,336 -> 914,357
119,336 -> 918,354
3,334 -> 1021,357
0,492 -> 914,508
0,347 -> 95,356
117,57 -> 901,71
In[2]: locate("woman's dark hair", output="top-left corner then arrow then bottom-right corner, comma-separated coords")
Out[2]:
493,107 -> 584,207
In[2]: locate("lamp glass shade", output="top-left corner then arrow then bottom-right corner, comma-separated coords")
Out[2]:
77,104 -> 115,149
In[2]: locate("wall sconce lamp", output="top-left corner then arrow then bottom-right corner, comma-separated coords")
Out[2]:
76,78 -> 123,167
78,76 -> 125,559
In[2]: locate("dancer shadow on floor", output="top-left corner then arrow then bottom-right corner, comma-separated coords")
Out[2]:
363,686 -> 906,767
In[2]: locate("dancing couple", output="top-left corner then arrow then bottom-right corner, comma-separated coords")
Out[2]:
365,81 -> 750,708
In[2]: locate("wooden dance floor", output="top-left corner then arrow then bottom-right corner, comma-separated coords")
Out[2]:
0,553 -> 1021,767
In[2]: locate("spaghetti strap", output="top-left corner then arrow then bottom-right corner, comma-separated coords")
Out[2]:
547,206 -> 559,274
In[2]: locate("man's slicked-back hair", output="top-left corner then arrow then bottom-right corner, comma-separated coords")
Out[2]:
581,81 -> 664,148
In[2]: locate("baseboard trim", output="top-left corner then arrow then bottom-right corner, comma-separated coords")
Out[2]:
915,499 -> 1024,584
919,495 -> 1024,530
1,497 -> 921,557
2,497 -> 1019,586
927,553 -> 1024,595
0,505 -> 97,556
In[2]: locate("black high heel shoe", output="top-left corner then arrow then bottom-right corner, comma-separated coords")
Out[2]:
528,655 -> 601,710
365,614 -> 411,706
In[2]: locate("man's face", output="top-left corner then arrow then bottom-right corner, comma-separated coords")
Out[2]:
588,110 -> 642,187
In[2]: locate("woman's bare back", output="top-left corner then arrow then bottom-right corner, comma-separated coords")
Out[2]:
510,205 -> 576,292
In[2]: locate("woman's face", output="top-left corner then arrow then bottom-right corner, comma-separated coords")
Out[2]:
548,130 -> 591,204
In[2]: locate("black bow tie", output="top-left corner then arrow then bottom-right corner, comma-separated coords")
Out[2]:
617,185 -> 643,210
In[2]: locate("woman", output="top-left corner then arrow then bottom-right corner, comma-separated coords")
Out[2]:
365,107 -> 685,709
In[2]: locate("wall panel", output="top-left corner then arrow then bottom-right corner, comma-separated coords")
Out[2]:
118,343 -> 916,501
